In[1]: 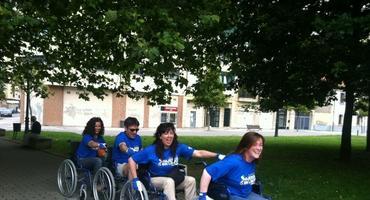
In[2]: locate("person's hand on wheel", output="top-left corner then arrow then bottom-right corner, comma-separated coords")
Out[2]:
132,178 -> 142,191
198,192 -> 207,200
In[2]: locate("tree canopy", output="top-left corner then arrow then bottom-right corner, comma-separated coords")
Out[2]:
224,0 -> 370,160
0,0 -> 230,105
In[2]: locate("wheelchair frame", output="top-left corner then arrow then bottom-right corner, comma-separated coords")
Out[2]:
95,146 -> 150,200
57,141 -> 185,200
57,141 -> 117,200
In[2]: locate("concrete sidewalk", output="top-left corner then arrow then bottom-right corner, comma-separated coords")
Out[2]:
0,138 -> 66,200
41,125 -> 347,137
1,114 -> 366,137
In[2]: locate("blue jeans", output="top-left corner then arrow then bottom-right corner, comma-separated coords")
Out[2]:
230,192 -> 269,200
79,157 -> 103,174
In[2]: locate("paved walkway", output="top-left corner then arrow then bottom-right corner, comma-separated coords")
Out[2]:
1,114 -> 367,137
38,125 -> 349,137
0,137 -> 67,200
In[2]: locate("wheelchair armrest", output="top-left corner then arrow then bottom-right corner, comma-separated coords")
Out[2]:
178,164 -> 188,176
252,180 -> 263,195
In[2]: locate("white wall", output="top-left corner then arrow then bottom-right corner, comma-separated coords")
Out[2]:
258,112 -> 274,129
185,100 -> 205,128
149,105 -> 161,128
63,88 -> 112,126
125,97 -> 145,126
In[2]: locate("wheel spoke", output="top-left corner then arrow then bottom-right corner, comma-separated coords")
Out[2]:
58,159 -> 77,197
102,173 -> 109,199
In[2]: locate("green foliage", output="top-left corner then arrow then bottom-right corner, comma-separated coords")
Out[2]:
1,0 -> 228,105
354,96 -> 369,117
225,0 -> 370,111
223,0 -> 370,159
225,0 -> 334,111
190,68 -> 227,109
0,81 -> 5,100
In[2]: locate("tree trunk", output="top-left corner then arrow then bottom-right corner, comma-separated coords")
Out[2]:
340,89 -> 354,161
24,82 -> 30,134
206,108 -> 211,131
366,96 -> 370,152
274,110 -> 279,137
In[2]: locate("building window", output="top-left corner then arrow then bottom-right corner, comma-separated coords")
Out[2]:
340,93 -> 345,104
161,113 -> 168,123
160,106 -> 177,124
134,68 -> 145,75
238,88 -> 255,98
169,113 -> 176,123
338,114 -> 343,125
220,72 -> 234,88
167,71 -> 180,80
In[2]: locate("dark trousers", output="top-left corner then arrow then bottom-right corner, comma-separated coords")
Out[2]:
79,157 -> 103,175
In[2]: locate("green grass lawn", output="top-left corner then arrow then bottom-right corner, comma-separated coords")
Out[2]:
5,131 -> 370,200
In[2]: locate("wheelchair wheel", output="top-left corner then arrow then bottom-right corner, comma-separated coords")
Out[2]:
79,184 -> 87,200
57,159 -> 78,197
120,179 -> 149,200
93,167 -> 116,200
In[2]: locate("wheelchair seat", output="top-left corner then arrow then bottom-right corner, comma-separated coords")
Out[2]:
69,141 -> 81,166
208,181 -> 229,200
208,180 -> 267,200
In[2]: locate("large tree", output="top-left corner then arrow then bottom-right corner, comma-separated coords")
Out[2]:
225,0 -> 370,160
6,0 -> 228,105
190,68 -> 227,130
1,1 -> 53,131
2,1 -> 233,134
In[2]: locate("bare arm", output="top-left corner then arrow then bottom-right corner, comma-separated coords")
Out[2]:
128,157 -> 138,179
199,169 -> 212,193
119,142 -> 129,152
87,140 -> 100,148
192,150 -> 218,158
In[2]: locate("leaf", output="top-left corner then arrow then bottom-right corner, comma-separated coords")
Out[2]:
104,10 -> 117,23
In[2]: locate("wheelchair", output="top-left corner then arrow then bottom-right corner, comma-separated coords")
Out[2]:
198,161 -> 271,200
57,141 -> 116,200
207,180 -> 266,200
111,155 -> 190,200
120,164 -> 188,200
96,146 -> 149,200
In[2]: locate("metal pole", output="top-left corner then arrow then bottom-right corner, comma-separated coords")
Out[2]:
332,99 -> 335,132
274,110 -> 279,137
24,80 -> 30,134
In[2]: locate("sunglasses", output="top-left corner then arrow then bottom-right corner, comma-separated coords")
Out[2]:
129,128 -> 140,132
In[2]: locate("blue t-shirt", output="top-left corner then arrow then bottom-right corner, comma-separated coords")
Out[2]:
131,143 -> 195,176
112,132 -> 142,164
76,134 -> 106,158
206,154 -> 256,198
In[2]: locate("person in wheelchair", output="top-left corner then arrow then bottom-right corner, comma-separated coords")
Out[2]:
198,132 -> 269,200
128,122 -> 225,200
76,117 -> 107,175
112,117 -> 142,178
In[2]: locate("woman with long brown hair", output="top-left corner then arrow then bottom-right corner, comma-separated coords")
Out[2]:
75,117 -> 107,174
198,132 -> 268,200
128,122 -> 224,200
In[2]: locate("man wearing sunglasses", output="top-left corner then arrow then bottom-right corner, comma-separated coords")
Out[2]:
112,117 -> 142,178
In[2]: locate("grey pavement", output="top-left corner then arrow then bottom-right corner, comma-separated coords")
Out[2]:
1,114 -> 366,137
0,137 -> 67,200
39,125 -> 348,137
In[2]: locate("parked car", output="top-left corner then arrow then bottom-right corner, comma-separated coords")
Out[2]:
0,107 -> 12,117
